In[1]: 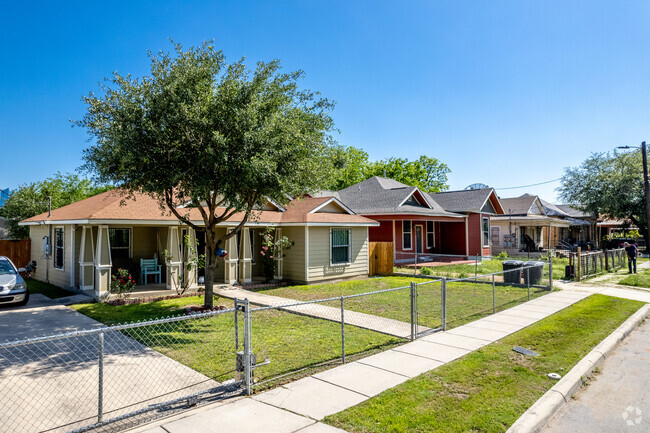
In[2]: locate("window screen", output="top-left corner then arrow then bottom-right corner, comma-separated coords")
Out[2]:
403,220 -> 412,250
331,229 -> 351,264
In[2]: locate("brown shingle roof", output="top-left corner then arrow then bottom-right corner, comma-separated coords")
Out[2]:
21,190 -> 376,226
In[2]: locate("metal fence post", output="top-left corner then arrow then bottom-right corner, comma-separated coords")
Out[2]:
234,297 -> 239,349
414,252 -> 417,275
340,296 -> 345,363
98,331 -> 104,423
243,298 -> 252,395
549,259 -> 553,290
492,273 -> 496,314
526,267 -> 530,300
441,277 -> 447,331
410,282 -> 416,340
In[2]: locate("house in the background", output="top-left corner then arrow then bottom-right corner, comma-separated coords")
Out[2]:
325,178 -> 507,262
429,187 -> 505,257
490,194 -> 571,255
19,190 -> 378,299
555,204 -> 597,245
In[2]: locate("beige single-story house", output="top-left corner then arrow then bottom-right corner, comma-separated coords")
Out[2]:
490,194 -> 571,254
19,190 -> 378,299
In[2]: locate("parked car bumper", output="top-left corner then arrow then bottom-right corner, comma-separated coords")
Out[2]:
0,289 -> 27,304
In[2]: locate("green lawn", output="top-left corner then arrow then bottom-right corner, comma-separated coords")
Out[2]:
394,257 -> 568,280
71,295 -> 400,386
26,279 -> 75,299
258,276 -> 550,330
618,269 -> 650,288
325,294 -> 644,433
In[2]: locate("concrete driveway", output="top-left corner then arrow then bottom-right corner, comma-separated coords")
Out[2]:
0,294 -> 221,433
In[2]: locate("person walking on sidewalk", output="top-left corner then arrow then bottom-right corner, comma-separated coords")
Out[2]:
624,241 -> 638,273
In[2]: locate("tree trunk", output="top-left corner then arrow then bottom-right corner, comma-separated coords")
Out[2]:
203,231 -> 220,309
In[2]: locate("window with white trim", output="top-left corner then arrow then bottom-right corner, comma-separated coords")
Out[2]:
426,221 -> 434,248
402,220 -> 412,250
109,228 -> 131,259
54,227 -> 64,269
483,217 -> 490,247
331,229 -> 351,264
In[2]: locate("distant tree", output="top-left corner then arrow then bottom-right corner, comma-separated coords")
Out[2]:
77,41 -> 335,308
0,172 -> 111,238
558,151 -> 647,244
326,146 -> 450,192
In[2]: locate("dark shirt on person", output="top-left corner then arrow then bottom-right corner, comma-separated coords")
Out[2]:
625,244 -> 638,259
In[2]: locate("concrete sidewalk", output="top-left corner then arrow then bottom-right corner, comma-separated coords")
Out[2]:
136,289 -> 592,433
542,313 -> 650,432
214,286 -> 429,338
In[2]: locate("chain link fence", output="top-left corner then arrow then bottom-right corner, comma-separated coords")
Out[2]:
0,309 -> 241,433
1,261 -> 555,432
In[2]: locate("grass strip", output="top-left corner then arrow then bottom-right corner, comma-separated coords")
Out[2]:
325,294 -> 644,433
26,279 -> 75,299
618,269 -> 650,289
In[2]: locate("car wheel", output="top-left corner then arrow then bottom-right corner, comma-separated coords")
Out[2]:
16,291 -> 29,307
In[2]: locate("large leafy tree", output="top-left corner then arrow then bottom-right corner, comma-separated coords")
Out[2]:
327,146 -> 450,192
77,41 -> 335,308
0,173 -> 111,238
558,151 -> 647,244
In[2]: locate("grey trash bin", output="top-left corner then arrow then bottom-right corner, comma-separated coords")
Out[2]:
502,260 -> 523,284
523,261 -> 544,285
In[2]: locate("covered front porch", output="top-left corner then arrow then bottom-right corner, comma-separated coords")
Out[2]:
490,216 -> 571,254
77,224 -> 285,300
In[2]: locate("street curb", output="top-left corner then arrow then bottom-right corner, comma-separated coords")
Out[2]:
506,303 -> 650,433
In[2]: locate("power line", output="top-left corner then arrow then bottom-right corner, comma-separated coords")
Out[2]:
494,178 -> 562,190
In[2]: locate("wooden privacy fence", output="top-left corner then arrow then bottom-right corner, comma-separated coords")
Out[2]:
0,239 -> 31,268
369,242 -> 393,276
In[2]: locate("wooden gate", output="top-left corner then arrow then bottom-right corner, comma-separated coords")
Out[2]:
369,242 -> 393,276
0,239 -> 31,268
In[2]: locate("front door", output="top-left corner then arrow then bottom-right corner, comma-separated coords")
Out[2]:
415,225 -> 423,254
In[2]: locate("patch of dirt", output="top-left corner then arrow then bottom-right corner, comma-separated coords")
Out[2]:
184,305 -> 228,315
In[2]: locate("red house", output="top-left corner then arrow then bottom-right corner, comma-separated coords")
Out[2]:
429,188 -> 505,257
330,178 -> 505,262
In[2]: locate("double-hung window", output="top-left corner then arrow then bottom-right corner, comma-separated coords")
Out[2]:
109,228 -> 131,259
482,218 -> 490,247
331,229 -> 351,264
54,227 -> 64,270
402,220 -> 412,250
426,221 -> 434,248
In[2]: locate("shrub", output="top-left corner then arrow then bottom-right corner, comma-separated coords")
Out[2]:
420,266 -> 433,275
497,251 -> 508,259
109,268 -> 135,300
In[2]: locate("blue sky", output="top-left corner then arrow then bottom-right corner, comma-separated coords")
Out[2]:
1,1 -> 649,202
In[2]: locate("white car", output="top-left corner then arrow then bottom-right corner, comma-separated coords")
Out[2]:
0,256 -> 29,306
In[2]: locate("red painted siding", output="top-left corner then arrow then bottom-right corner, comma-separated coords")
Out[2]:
369,220 -> 393,242
467,213 -> 493,256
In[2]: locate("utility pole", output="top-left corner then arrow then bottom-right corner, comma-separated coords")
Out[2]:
642,142 -> 650,250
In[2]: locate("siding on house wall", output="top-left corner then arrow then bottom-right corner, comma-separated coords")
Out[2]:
308,226 -> 368,282
369,220 -> 393,242
467,214 -> 482,256
282,226 -> 306,282
29,224 -> 74,289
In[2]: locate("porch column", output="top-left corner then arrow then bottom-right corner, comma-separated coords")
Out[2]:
274,228 -> 283,280
224,231 -> 239,284
78,225 -> 95,293
183,227 -> 198,288
239,228 -> 252,284
166,226 -> 182,290
94,225 -> 112,299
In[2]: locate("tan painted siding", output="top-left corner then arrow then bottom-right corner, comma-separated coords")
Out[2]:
308,226 -> 368,282
29,224 -> 74,289
132,227 -> 159,261
282,226 -> 306,282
